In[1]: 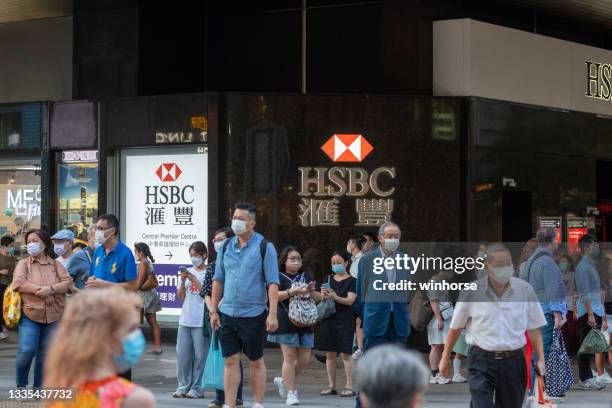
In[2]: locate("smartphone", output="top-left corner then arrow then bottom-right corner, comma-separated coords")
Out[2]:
321,283 -> 330,289
178,266 -> 189,274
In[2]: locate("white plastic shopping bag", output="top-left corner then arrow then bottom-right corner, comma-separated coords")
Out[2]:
526,375 -> 557,408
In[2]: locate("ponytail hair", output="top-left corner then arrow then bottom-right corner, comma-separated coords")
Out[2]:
134,242 -> 155,263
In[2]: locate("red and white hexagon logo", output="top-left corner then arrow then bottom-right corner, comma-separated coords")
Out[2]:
155,163 -> 183,182
321,134 -> 373,162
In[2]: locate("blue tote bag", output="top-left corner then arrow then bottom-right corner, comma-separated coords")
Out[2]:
203,331 -> 225,391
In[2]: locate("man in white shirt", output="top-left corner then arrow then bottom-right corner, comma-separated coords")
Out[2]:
440,243 -> 546,408
51,229 -> 75,267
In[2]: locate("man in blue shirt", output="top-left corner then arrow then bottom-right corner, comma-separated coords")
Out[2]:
65,225 -> 96,290
86,214 -> 137,291
575,234 -> 609,389
520,227 -> 566,360
210,202 -> 279,408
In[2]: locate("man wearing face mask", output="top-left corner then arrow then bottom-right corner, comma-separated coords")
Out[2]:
519,227 -> 567,379
0,235 -> 16,340
64,225 -> 96,290
51,229 -> 75,267
439,243 -> 546,408
210,202 -> 280,408
575,234 -> 609,389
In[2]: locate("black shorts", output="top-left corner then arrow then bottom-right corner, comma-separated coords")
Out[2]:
220,311 -> 267,361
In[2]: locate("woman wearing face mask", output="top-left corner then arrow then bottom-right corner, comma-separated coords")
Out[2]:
45,287 -> 155,408
11,229 -> 72,390
134,242 -> 162,354
269,246 -> 322,405
199,228 -> 245,408
316,251 -> 357,398
173,241 -> 208,399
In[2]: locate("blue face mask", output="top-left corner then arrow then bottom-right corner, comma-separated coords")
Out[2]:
7,247 -> 15,256
332,264 -> 345,274
113,329 -> 145,373
591,246 -> 601,258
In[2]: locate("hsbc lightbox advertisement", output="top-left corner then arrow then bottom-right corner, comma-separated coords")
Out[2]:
121,146 -> 208,317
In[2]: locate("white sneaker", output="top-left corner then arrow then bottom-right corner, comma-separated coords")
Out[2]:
436,375 -> 451,384
286,390 -> 300,406
0,331 -> 7,340
429,375 -> 438,384
578,378 -> 605,390
252,404 -> 265,408
596,371 -> 612,384
452,373 -> 467,383
274,376 -> 287,398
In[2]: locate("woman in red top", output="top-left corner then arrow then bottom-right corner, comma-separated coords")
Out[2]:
44,287 -> 155,408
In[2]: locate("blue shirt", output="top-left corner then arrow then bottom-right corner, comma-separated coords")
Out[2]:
520,247 -> 566,314
65,247 -> 94,289
213,232 -> 280,317
575,256 -> 605,318
90,241 -> 137,284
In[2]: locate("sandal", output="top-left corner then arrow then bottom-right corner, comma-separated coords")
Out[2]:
320,388 -> 338,396
340,388 -> 356,397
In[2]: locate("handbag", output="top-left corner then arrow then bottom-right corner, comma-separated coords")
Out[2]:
578,328 -> 612,354
2,284 -> 21,329
526,376 -> 557,408
544,329 -> 573,397
316,276 -> 336,322
140,264 -> 158,291
409,289 -> 433,331
283,273 -> 318,327
202,331 -> 225,391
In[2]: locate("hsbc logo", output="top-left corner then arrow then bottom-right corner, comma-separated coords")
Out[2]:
155,163 -> 183,182
321,134 -> 373,162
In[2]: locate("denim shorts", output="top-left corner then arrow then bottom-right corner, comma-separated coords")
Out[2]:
267,332 -> 314,348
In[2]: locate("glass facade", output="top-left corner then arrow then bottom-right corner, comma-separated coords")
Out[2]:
0,104 -> 41,150
56,160 -> 99,240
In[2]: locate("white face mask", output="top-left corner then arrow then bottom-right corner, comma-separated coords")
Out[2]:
383,238 -> 400,253
27,242 -> 42,256
95,229 -> 111,246
490,265 -> 514,284
231,219 -> 248,235
54,243 -> 67,256
213,239 -> 226,254
191,256 -> 203,267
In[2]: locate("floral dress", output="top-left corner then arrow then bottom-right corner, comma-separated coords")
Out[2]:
50,376 -> 136,408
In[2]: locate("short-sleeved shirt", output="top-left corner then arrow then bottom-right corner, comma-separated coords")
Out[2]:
178,267 -> 206,327
450,277 -> 546,351
65,247 -> 93,289
273,271 -> 313,335
427,277 -> 451,312
317,274 -> 357,320
575,256 -> 604,317
213,232 -> 280,318
90,241 -> 137,284
0,253 -> 16,286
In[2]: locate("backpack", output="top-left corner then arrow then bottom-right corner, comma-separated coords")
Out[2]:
2,284 -> 21,329
281,273 -> 318,327
409,289 -> 433,331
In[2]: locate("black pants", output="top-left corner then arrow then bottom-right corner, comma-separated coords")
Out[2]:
468,349 -> 526,408
577,313 -> 603,382
0,283 -> 6,328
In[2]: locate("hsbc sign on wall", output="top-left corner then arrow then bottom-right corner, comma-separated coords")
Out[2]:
298,134 -> 395,227
122,147 -> 208,316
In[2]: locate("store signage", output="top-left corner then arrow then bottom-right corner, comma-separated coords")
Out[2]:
6,186 -> 41,221
62,150 -> 98,163
156,116 -> 208,144
538,216 -> 562,243
585,61 -> 612,102
567,216 -> 588,254
298,134 -> 395,227
123,148 -> 208,316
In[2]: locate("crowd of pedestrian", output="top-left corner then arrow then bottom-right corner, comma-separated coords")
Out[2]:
1,204 -> 611,408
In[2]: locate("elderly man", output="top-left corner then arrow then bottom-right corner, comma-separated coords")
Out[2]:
51,229 -> 75,267
355,344 -> 428,408
440,243 -> 546,408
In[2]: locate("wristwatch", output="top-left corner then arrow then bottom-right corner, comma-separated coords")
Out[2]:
50,286 -> 55,295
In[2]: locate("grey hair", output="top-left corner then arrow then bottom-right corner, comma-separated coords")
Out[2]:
378,221 -> 400,236
536,227 -> 557,244
355,345 -> 429,408
484,242 -> 510,262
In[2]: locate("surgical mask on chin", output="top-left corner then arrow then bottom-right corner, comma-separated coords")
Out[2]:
113,328 -> 145,373
332,264 -> 345,274
54,244 -> 67,257
95,229 -> 110,246
231,219 -> 247,235
383,238 -> 400,253
191,256 -> 203,267
26,242 -> 42,256
213,239 -> 226,254
490,266 -> 514,284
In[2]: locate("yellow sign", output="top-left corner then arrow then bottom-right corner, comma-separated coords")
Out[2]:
191,116 -> 208,131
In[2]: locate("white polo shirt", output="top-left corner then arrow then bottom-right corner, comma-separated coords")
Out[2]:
450,277 -> 546,352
